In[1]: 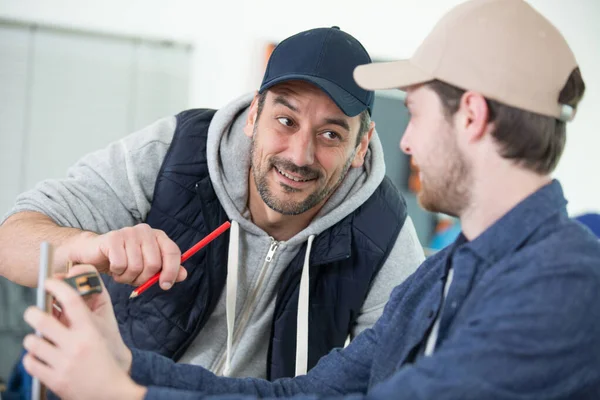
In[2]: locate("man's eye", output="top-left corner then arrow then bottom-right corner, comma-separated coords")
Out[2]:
321,131 -> 340,141
277,117 -> 294,127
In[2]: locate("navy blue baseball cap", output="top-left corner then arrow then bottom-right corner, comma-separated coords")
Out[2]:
259,27 -> 374,117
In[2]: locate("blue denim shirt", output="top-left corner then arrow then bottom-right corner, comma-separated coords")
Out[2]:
131,180 -> 600,399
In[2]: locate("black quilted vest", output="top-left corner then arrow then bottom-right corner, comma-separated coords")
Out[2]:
104,109 -> 408,380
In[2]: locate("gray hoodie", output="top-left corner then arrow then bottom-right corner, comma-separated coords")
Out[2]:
4,93 -> 425,379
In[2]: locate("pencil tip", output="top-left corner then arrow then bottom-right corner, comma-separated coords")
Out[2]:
129,292 -> 138,299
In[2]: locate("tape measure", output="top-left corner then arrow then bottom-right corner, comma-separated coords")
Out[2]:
64,272 -> 103,297
52,271 -> 103,315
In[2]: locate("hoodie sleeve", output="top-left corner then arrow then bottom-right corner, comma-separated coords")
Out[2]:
351,216 -> 424,338
1,117 -> 176,233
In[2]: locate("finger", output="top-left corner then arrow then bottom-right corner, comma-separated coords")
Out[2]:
118,239 -> 144,285
134,235 -> 163,285
24,306 -> 70,348
43,279 -> 93,329
103,231 -> 128,276
23,334 -> 62,369
22,353 -> 56,390
176,266 -> 188,283
154,230 -> 182,290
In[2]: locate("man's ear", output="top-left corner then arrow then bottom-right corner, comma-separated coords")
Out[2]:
458,91 -> 490,144
351,121 -> 375,168
244,91 -> 261,138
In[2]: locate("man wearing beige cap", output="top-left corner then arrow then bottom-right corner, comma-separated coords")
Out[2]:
21,1 -> 600,399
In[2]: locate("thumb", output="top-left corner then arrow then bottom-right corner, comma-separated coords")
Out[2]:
44,278 -> 93,329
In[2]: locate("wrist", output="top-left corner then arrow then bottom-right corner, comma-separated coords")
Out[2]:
55,230 -> 99,266
70,230 -> 99,259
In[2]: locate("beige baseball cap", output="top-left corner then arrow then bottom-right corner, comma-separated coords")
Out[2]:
354,0 -> 579,121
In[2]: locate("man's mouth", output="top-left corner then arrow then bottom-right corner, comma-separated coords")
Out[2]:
275,167 -> 316,182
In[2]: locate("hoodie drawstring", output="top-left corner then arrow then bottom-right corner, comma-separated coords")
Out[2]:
223,225 -> 314,377
295,234 -> 315,376
224,220 -> 240,377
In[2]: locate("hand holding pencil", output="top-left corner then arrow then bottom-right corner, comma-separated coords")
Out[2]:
58,223 -> 187,288
129,221 -> 231,298
57,221 -> 230,295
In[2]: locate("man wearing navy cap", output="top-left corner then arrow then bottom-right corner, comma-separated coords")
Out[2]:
0,27 -> 423,380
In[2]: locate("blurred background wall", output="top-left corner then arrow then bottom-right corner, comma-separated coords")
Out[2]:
0,0 -> 598,217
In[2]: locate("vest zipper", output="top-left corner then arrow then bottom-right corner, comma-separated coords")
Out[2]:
213,237 -> 280,375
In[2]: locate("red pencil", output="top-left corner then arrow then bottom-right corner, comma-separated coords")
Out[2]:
129,221 -> 231,299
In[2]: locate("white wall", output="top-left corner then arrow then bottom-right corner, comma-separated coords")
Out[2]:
1,0 -> 599,215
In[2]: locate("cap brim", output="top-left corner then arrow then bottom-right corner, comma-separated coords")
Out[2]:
260,74 -> 368,117
354,60 -> 434,91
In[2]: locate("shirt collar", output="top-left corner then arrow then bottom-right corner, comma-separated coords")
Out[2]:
460,179 -> 568,264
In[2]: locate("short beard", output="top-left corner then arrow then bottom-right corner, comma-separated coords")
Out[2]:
250,125 -> 356,216
418,141 -> 471,217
